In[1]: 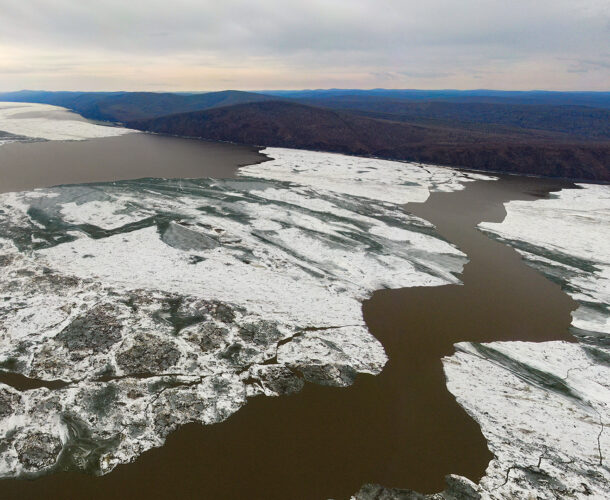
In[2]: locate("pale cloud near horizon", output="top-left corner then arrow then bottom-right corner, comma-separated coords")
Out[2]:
0,0 -> 608,91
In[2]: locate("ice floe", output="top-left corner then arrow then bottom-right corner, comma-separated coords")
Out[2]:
242,147 -> 496,204
0,150 -> 481,478
443,340 -> 610,499
0,102 -> 135,142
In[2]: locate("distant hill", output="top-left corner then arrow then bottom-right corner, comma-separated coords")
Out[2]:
0,90 -> 275,122
129,101 -> 610,181
286,97 -> 610,141
260,89 -> 610,109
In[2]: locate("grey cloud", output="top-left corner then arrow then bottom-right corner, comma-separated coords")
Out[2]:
0,0 -> 608,90
1,1 -> 607,56
398,70 -> 455,79
561,55 -> 610,74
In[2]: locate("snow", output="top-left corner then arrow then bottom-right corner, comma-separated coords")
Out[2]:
444,341 -> 610,498
243,147 -> 496,204
0,102 -> 135,142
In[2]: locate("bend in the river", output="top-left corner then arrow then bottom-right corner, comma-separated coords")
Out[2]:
0,149 -> 579,499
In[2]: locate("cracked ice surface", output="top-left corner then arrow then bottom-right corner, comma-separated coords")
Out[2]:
438,184 -> 610,499
444,341 -> 610,499
241,147 -> 496,204
0,102 -> 135,142
0,151 -> 475,478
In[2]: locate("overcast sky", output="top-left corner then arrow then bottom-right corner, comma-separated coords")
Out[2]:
0,0 -> 608,91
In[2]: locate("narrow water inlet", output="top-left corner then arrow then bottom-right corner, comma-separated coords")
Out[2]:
0,371 -> 70,391
0,173 -> 579,500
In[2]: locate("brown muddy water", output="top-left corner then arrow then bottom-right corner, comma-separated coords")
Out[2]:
0,136 -> 577,499
0,132 -> 266,193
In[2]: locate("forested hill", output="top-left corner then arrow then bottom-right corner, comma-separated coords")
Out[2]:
128,100 -> 610,181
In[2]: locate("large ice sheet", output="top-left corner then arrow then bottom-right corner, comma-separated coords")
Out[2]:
0,102 -> 135,142
443,340 -> 610,499
242,147 -> 496,204
0,150 -> 476,478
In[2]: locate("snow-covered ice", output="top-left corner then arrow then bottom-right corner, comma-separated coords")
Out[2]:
442,340 -> 610,499
243,147 -> 495,204
0,102 -> 135,142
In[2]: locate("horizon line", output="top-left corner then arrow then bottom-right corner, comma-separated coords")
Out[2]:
1,88 -> 609,95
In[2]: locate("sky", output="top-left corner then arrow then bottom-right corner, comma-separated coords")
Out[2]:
0,0 -> 608,92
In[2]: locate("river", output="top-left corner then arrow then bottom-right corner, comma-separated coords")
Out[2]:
0,134 -> 577,499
